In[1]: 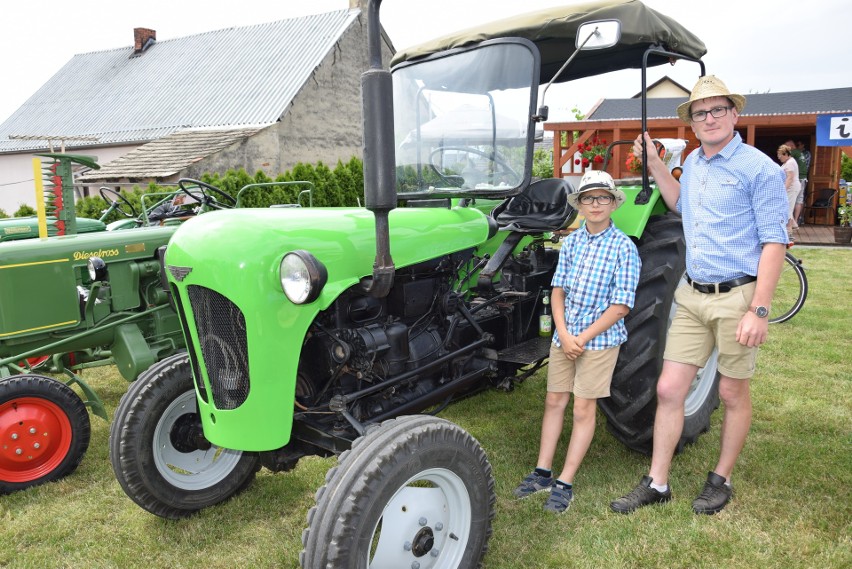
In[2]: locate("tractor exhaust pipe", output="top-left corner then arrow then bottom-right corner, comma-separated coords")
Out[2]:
359,0 -> 396,298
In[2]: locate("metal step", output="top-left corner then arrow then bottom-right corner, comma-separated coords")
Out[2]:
496,336 -> 552,365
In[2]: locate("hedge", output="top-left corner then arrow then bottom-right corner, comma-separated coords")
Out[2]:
75,158 -> 365,222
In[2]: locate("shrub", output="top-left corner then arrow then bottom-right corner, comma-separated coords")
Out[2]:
14,204 -> 36,217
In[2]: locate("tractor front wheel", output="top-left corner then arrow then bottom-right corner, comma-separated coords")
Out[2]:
109,353 -> 259,519
0,375 -> 90,494
300,415 -> 495,569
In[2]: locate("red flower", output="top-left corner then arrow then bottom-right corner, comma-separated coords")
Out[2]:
577,133 -> 608,166
626,154 -> 642,173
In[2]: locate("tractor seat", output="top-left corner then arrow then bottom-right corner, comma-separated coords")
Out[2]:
491,178 -> 576,233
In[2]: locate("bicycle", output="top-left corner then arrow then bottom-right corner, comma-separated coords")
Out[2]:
770,248 -> 807,324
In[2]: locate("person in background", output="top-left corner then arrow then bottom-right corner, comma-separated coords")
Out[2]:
513,170 -> 640,514
778,144 -> 801,234
611,75 -> 788,516
793,140 -> 811,226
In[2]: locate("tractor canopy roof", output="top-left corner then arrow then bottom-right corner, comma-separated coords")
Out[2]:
391,0 -> 706,83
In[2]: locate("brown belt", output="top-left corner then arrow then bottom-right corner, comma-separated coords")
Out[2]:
685,275 -> 756,294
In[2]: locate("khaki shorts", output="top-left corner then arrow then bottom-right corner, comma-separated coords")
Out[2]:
664,282 -> 758,379
547,343 -> 620,399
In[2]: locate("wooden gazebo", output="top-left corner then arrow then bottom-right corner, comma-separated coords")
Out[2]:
546,97 -> 850,225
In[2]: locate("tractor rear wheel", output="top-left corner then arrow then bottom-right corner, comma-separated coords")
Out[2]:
599,213 -> 721,455
300,415 -> 495,569
109,353 -> 260,519
0,374 -> 90,494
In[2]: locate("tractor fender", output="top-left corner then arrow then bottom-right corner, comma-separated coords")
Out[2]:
610,185 -> 671,239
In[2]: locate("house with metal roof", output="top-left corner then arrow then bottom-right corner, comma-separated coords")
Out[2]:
545,86 -> 852,224
0,0 -> 391,213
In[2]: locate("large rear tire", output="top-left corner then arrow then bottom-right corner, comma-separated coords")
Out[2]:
0,375 -> 90,494
109,353 -> 260,519
300,415 -> 495,569
599,213 -> 720,455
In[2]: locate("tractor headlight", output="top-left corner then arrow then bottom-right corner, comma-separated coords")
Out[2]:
279,250 -> 327,304
87,256 -> 108,281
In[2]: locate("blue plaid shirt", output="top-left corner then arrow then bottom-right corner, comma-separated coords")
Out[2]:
679,132 -> 789,282
551,223 -> 640,350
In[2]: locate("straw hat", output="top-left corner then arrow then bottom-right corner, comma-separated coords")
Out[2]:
567,170 -> 626,209
676,75 -> 746,123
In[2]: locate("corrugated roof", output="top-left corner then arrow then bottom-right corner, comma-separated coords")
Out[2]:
587,87 -> 852,121
77,127 -> 263,180
0,9 -> 359,153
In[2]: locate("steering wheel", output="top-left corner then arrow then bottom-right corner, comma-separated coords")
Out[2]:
99,187 -> 139,219
178,179 -> 237,210
429,146 -> 519,188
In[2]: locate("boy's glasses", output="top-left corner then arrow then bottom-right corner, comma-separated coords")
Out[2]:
578,194 -> 614,205
690,105 -> 733,122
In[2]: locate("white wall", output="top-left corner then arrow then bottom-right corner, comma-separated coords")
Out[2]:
0,146 -> 136,214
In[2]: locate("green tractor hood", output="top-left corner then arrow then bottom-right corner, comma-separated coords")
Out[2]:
165,205 -> 495,450
0,226 -> 177,341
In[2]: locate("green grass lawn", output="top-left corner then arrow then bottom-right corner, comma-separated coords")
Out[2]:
1,247 -> 849,568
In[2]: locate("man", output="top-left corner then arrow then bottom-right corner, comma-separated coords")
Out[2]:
793,140 -> 812,226
610,75 -> 789,515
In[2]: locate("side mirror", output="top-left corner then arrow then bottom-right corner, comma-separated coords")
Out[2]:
576,20 -> 621,50
534,19 -> 622,122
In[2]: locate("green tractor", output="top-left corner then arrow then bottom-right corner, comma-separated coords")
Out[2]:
110,1 -> 715,565
0,173 -> 310,493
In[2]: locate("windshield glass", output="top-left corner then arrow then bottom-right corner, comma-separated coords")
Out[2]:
392,40 -> 538,198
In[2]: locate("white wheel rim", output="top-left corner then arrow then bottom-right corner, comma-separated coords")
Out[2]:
152,390 -> 243,490
368,467 -> 472,569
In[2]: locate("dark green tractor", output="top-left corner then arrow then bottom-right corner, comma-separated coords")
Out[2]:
109,1 -> 717,566
0,170 -> 311,494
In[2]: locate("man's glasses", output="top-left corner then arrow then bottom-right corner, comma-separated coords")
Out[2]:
578,194 -> 614,205
690,105 -> 734,122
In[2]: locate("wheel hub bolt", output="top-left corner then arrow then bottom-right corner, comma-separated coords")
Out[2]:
411,563 -> 420,569
33,443 -> 40,449
15,448 -> 22,455
435,522 -> 443,531
430,549 -> 441,558
418,517 -> 427,526
10,433 -> 18,440
404,542 -> 412,551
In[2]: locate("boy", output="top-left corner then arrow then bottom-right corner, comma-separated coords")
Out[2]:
513,170 -> 641,513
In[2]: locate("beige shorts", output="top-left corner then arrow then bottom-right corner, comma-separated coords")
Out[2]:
547,343 -> 620,399
664,282 -> 758,379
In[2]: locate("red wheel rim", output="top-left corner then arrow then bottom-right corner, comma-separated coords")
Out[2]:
19,356 -> 50,369
0,397 -> 73,483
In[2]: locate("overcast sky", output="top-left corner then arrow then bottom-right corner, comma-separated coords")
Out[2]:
0,0 -> 848,123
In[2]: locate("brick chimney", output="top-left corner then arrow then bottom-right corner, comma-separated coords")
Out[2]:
133,28 -> 156,55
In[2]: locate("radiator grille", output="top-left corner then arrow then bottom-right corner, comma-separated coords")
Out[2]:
172,283 -> 207,403
186,285 -> 250,410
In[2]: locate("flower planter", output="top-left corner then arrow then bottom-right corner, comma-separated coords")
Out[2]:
834,226 -> 852,244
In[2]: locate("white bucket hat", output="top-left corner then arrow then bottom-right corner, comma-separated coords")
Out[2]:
567,170 -> 626,209
676,75 -> 746,123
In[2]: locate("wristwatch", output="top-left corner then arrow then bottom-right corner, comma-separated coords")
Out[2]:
751,305 -> 769,318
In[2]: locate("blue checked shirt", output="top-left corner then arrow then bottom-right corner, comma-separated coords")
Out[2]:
550,223 -> 641,350
679,132 -> 789,282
